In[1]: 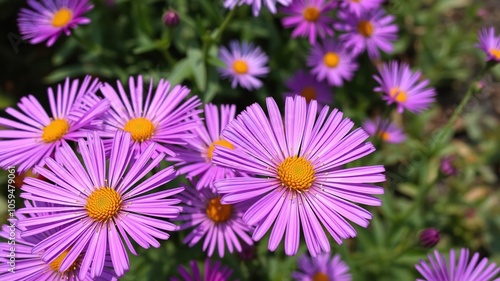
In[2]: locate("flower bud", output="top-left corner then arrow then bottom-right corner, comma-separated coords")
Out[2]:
420,228 -> 440,248
163,9 -> 180,27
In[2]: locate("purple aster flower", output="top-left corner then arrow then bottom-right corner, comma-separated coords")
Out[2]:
307,38 -> 359,86
213,96 -> 385,256
218,41 -> 270,90
374,61 -> 436,114
98,75 -> 202,158
280,0 -> 336,45
0,76 -> 109,173
336,8 -> 398,59
292,252 -> 352,281
338,0 -> 384,17
172,259 -> 234,281
175,183 -> 253,257
168,104 -> 247,190
362,117 -> 406,144
16,131 -> 184,278
477,27 -> 500,62
224,0 -> 293,16
0,203 -> 117,281
18,0 -> 93,47
284,70 -> 333,106
416,248 -> 500,281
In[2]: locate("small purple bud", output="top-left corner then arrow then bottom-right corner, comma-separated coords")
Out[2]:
440,156 -> 457,176
477,8 -> 488,19
163,9 -> 180,27
420,228 -> 440,248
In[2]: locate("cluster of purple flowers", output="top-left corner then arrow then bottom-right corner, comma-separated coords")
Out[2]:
0,74 -> 386,279
215,0 -> 439,147
8,0 -> 500,280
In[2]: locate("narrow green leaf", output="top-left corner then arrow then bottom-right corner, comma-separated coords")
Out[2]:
187,48 -> 207,91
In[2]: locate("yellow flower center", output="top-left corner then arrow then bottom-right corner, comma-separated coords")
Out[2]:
489,49 -> 500,60
277,156 -> 315,190
303,6 -> 320,22
233,60 -> 249,74
85,187 -> 122,222
48,248 -> 78,273
42,119 -> 70,143
389,87 -> 408,103
378,131 -> 391,141
323,52 -> 340,68
357,20 -> 374,37
300,86 -> 317,102
123,117 -> 155,142
52,8 -> 73,28
207,139 -> 235,160
350,0 -> 361,2
312,272 -> 329,281
206,196 -> 233,223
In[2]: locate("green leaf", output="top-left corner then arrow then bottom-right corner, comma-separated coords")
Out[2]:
167,58 -> 192,86
187,48 -> 207,91
203,67 -> 221,103
206,56 -> 226,68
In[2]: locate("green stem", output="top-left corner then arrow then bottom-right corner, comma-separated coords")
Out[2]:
72,32 -> 99,52
202,8 -> 237,61
72,32 -> 116,58
431,64 -> 492,150
160,48 -> 176,65
212,8 -> 237,42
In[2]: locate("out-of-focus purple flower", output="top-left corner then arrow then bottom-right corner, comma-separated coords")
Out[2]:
218,41 -> 270,90
163,9 -> 180,27
440,156 -> 458,176
284,70 -> 333,106
477,8 -> 489,19
477,27 -> 500,62
292,252 -> 352,281
419,228 -> 440,248
339,0 -> 384,16
175,183 -> 253,257
362,117 -> 406,144
18,0 -> 93,46
171,259 -> 234,281
416,249 -> 500,281
280,0 -> 336,44
0,76 -> 108,172
224,0 -> 293,16
213,96 -> 385,256
336,8 -> 398,59
374,61 -> 436,114
307,38 -> 359,86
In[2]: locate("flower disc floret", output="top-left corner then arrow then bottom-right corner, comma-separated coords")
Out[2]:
277,156 -> 316,190
206,196 -> 233,223
85,187 -> 122,222
52,8 -> 73,27
42,119 -> 70,143
123,117 -> 155,142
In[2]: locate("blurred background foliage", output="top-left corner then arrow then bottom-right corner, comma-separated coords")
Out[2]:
0,0 -> 499,280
